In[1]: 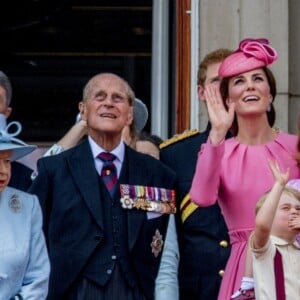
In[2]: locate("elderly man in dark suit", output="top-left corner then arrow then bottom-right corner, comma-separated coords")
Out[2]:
28,72 -> 177,300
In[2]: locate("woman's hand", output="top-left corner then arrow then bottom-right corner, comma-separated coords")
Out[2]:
204,84 -> 235,145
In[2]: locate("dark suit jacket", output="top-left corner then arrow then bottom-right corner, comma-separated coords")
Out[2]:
10,161 -> 33,191
160,124 -> 231,300
28,139 -> 176,299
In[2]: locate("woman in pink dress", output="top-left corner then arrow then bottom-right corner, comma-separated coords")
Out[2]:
189,38 -> 300,300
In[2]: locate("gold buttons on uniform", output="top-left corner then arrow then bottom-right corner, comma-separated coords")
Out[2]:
218,241 -> 227,278
219,240 -> 229,248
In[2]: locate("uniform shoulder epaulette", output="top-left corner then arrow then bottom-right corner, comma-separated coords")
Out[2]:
159,129 -> 199,149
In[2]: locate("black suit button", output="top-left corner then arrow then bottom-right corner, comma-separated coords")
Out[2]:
94,235 -> 102,241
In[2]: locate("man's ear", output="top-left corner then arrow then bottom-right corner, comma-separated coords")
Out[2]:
126,106 -> 134,125
197,85 -> 206,101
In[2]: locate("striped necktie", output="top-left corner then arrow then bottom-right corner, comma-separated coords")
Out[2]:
98,152 -> 117,196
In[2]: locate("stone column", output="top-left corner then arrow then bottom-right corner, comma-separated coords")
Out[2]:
197,0 -> 292,132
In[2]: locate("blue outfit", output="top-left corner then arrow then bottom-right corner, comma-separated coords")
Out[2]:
0,186 -> 50,299
28,139 -> 176,300
155,214 -> 179,299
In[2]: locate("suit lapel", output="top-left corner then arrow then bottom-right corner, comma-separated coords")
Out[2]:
67,140 -> 104,230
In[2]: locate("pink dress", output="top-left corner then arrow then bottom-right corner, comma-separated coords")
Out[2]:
190,131 -> 300,300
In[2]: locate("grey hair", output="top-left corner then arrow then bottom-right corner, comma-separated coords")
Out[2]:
82,73 -> 135,105
0,71 -> 12,106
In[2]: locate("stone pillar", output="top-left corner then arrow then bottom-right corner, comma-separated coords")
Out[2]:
289,0 -> 300,133
197,0 -> 292,132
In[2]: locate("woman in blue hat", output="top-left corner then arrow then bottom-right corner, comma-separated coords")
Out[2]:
0,115 -> 50,299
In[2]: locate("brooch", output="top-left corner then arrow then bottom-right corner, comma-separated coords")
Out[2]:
9,194 -> 22,213
150,229 -> 164,257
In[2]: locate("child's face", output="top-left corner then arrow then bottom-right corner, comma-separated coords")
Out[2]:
0,150 -> 11,191
272,191 -> 300,239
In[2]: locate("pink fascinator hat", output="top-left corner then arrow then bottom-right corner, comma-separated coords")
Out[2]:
286,179 -> 300,192
219,38 -> 278,78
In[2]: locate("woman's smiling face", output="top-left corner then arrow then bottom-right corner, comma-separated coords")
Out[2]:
227,68 -> 272,116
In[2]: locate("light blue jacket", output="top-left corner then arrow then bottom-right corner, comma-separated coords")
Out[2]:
0,187 -> 50,299
155,214 -> 179,299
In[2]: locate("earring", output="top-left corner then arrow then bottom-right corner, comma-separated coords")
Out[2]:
267,103 -> 271,112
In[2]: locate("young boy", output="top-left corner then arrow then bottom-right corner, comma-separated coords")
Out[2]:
249,160 -> 300,299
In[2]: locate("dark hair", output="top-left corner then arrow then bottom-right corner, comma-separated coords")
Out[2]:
219,67 -> 277,136
0,70 -> 12,105
138,131 -> 163,149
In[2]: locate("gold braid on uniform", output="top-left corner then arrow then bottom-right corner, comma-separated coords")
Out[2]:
180,193 -> 199,223
159,129 -> 199,149
159,129 -> 200,222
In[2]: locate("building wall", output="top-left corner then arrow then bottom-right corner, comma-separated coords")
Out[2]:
289,0 -> 300,133
197,0 -> 299,134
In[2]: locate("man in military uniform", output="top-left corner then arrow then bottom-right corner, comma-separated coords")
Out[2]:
160,49 -> 232,300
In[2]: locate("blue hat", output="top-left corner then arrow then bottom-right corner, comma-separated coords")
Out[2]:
0,114 -> 36,161
133,98 -> 148,132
